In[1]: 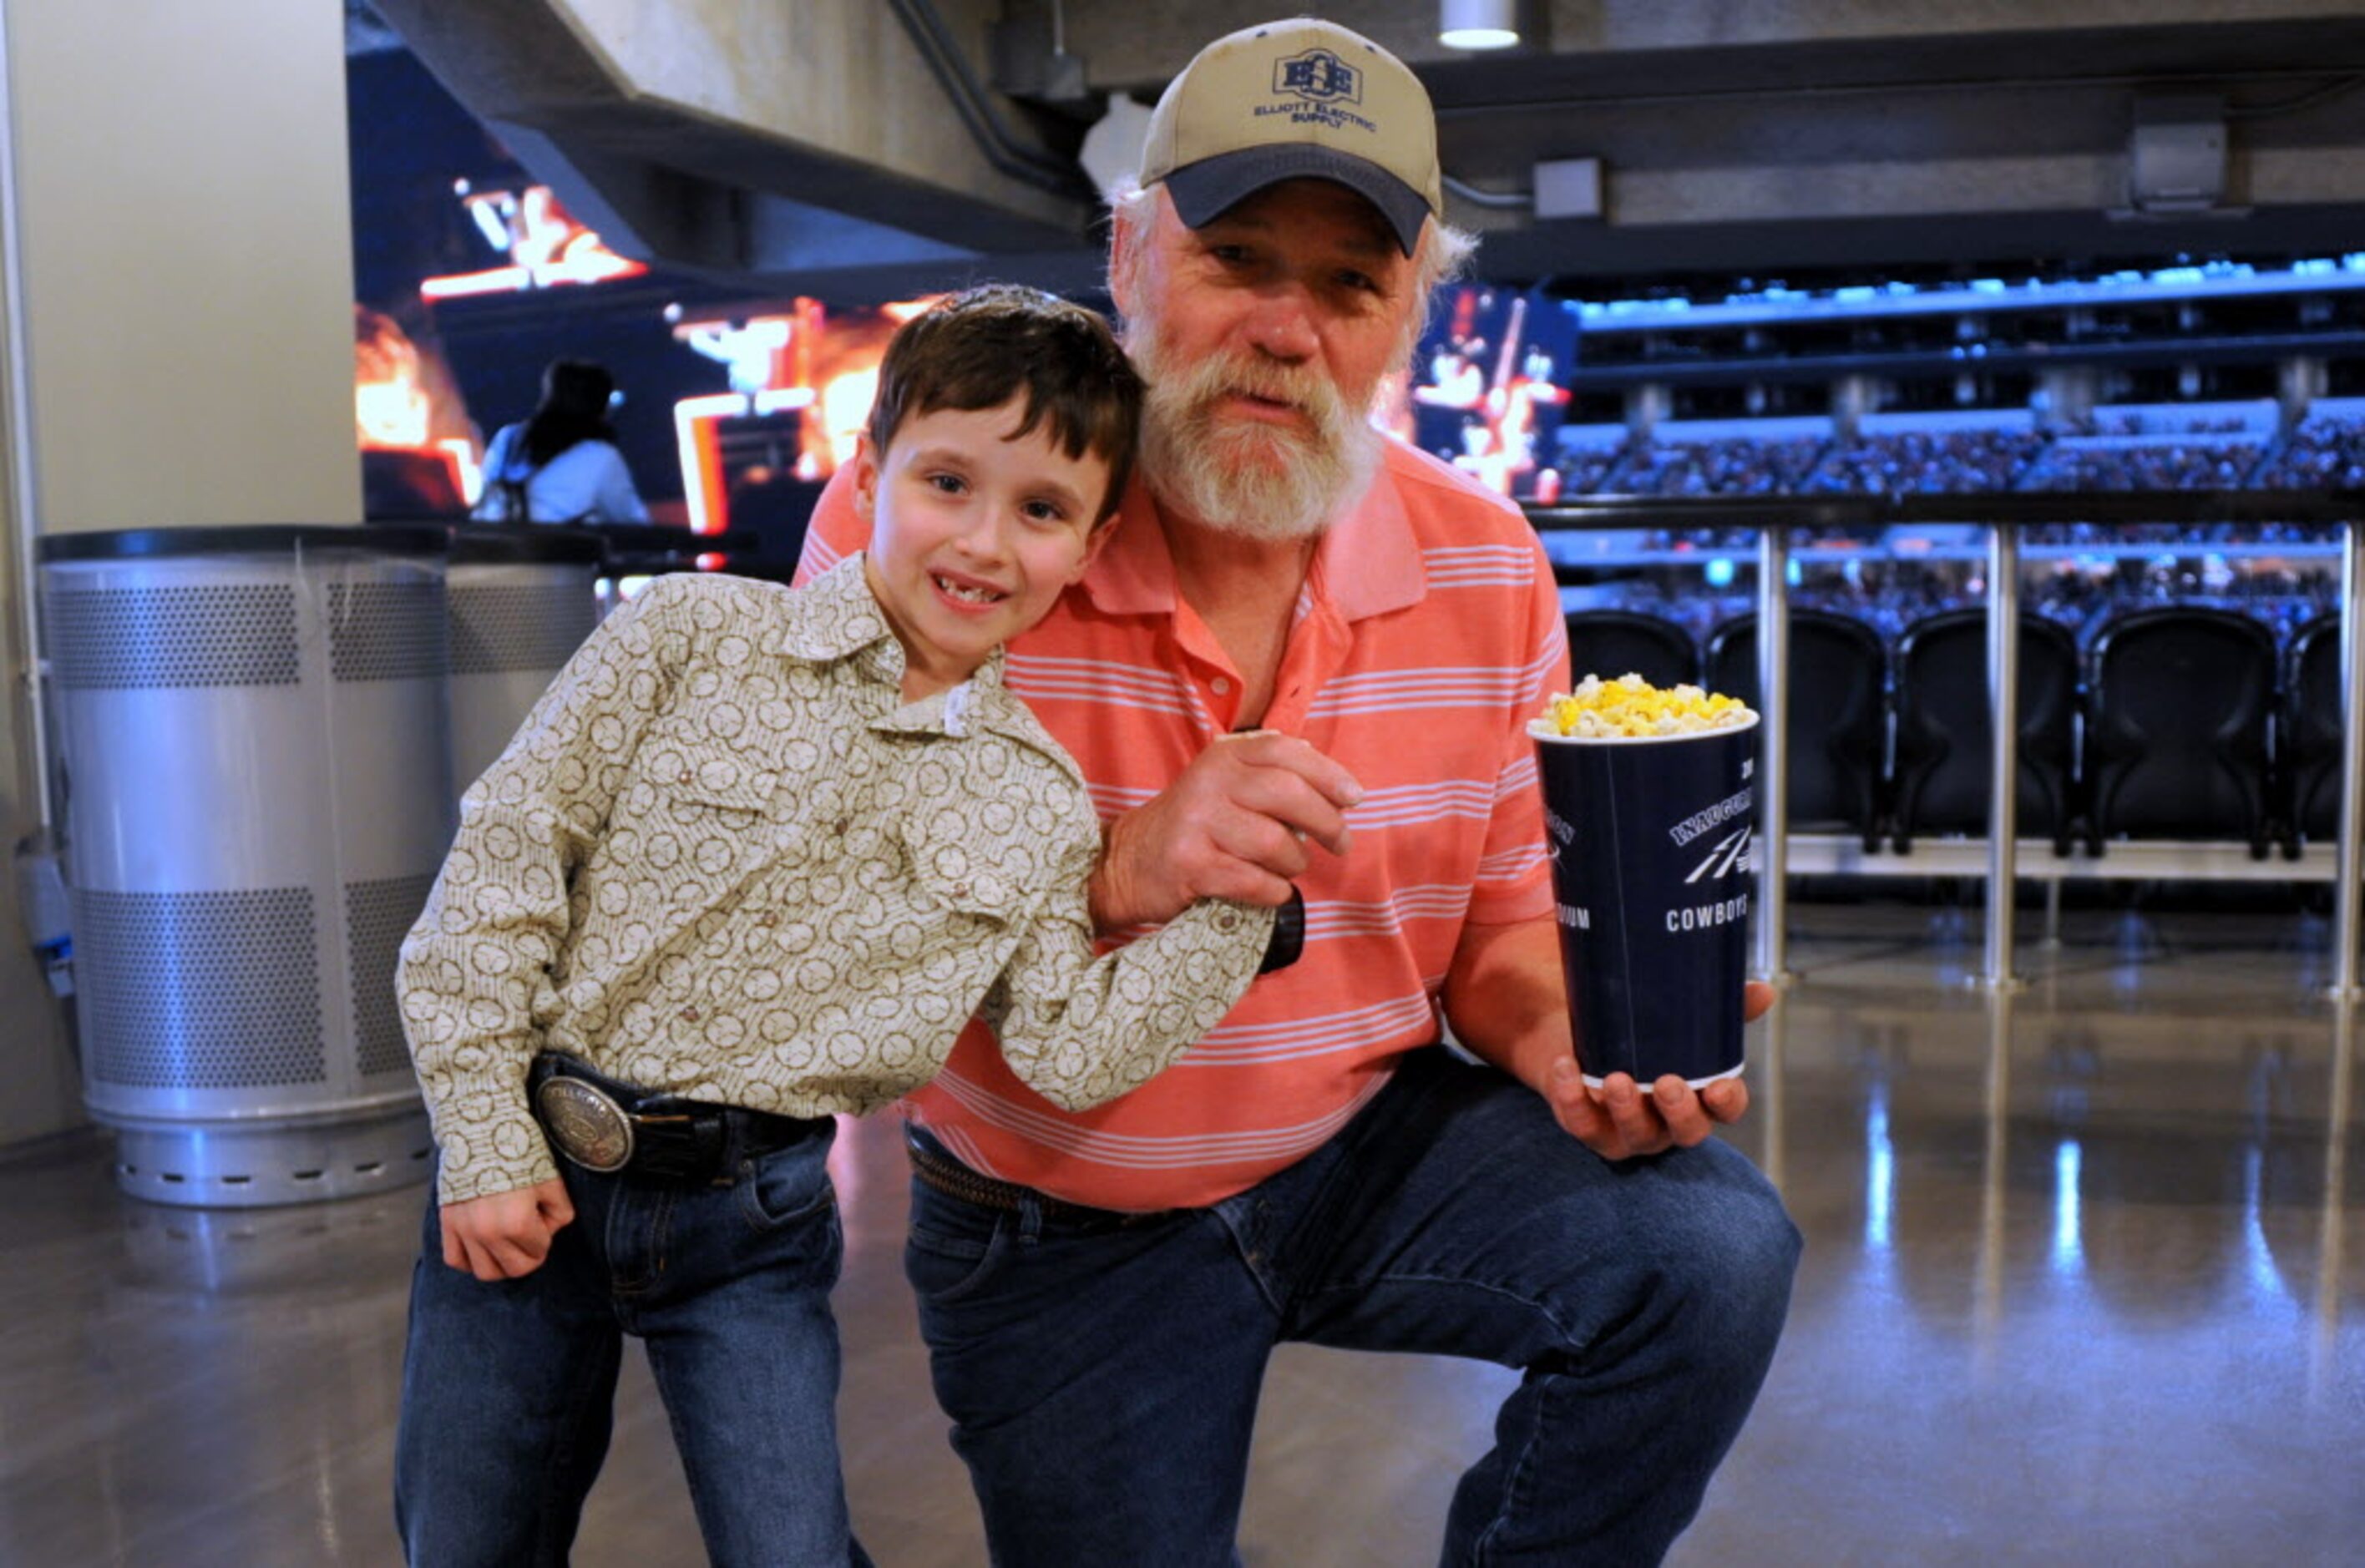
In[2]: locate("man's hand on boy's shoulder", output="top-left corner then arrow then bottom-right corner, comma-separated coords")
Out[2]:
439,1178 -> 576,1282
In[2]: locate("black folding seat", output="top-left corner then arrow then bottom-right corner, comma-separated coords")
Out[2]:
1562,609 -> 1699,689
2083,607 -> 2277,857
2283,615 -> 2341,851
1890,609 -> 2080,855
1706,609 -> 1887,850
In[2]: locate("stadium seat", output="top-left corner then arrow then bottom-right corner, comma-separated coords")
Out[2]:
1562,609 -> 1700,689
2283,615 -> 2341,852
1707,609 -> 1888,850
1890,609 -> 2081,855
2084,607 -> 2279,857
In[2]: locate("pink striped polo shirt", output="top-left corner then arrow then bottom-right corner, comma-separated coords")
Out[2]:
797,439 -> 1567,1211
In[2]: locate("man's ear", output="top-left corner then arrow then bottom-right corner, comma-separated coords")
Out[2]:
849,432 -> 879,523
1108,205 -> 1145,321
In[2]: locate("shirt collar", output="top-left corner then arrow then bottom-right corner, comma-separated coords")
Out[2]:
865,651 -> 1078,782
772,551 -> 898,665
1077,450 -> 1427,625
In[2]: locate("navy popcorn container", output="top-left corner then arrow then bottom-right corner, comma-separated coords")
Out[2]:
1532,713 -> 1760,1087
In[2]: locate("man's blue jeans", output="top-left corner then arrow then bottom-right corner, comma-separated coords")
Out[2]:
394,1126 -> 872,1567
904,1046 -> 1802,1567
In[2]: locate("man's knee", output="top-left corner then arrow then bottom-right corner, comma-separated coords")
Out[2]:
1628,1142 -> 1802,1361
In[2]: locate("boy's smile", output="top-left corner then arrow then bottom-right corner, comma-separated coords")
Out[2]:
853,397 -> 1114,702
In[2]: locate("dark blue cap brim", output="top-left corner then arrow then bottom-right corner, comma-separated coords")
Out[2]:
1163,146 -> 1431,255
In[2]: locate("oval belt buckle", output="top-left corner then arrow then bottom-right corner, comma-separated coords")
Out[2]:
535,1075 -> 636,1173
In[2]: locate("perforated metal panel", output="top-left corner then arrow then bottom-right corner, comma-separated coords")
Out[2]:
44,585 -> 299,690
346,874 -> 434,1079
450,583 -> 598,674
75,888 -> 325,1089
329,581 -> 448,683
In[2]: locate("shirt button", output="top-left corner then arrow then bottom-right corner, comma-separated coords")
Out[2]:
1216,911 -> 1238,933
677,770 -> 694,784
834,817 -> 850,834
757,912 -> 777,926
681,1006 -> 701,1022
950,882 -> 970,898
1210,676 -> 1232,696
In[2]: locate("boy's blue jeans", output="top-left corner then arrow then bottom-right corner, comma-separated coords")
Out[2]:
903,1045 -> 1802,1567
394,1125 -> 872,1568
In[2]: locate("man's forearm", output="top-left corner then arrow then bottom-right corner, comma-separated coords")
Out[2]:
1440,916 -> 1576,1095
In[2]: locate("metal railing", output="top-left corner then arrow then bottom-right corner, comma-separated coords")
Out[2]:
1526,489 -> 2365,999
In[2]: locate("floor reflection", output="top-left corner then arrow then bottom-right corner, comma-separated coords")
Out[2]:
0,904 -> 2359,1566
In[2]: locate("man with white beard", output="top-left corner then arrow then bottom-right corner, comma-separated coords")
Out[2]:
798,18 -> 1800,1564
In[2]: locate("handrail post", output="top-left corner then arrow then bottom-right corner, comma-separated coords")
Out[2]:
1755,524 -> 1791,984
2332,513 -> 2365,1002
1983,523 -> 2023,989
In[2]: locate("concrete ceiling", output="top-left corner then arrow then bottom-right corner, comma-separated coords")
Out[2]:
363,0 -> 2365,299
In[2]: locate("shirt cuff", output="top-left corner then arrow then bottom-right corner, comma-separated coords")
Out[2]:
426,1085 -> 560,1205
1157,896 -> 1279,992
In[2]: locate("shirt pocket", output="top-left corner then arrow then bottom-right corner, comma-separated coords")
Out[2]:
896,806 -> 1038,928
634,725 -> 787,885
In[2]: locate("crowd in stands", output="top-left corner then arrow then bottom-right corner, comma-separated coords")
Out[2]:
1615,436 -> 1829,497
1527,408 -> 2365,500
1537,403 -> 2358,691
2025,441 -> 2266,492
1800,428 -> 2051,496
2253,412 -> 2365,489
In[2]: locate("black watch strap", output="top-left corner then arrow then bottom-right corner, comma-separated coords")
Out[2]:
1258,885 -> 1306,974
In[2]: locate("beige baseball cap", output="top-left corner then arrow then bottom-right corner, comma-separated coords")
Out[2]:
1138,18 -> 1442,256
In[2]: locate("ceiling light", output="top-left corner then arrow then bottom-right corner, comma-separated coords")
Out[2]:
1438,0 -> 1519,50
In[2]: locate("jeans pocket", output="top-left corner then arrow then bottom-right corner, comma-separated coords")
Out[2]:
903,1206 -> 1014,1306
735,1137 -> 835,1233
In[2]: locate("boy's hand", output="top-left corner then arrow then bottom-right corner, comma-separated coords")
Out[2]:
439,1178 -> 576,1281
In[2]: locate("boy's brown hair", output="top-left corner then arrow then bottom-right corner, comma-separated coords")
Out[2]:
867,285 -> 1142,524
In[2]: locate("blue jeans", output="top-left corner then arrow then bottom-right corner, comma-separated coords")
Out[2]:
903,1047 -> 1801,1567
394,1125 -> 872,1567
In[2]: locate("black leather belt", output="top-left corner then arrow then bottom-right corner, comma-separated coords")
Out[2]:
529,1053 -> 827,1184
904,1128 -> 1167,1229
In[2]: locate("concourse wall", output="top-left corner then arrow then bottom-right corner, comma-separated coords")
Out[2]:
0,0 -> 362,1146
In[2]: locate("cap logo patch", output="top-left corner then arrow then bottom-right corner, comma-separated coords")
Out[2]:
1274,49 -> 1361,105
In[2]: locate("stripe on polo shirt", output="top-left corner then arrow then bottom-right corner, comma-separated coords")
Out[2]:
1300,884 -> 1473,942
1476,844 -> 1548,883
929,1065 -> 1391,1169
1182,990 -> 1439,1067
1345,779 -> 1501,829
1306,655 -> 1558,718
1007,654 -> 1198,716
1422,544 -> 1543,589
932,1122 -> 1005,1181
1083,781 -> 1162,819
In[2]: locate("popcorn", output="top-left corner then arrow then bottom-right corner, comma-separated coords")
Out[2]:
1532,672 -> 1756,740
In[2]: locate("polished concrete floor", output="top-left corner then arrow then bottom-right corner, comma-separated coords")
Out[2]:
3,903 -> 2362,1566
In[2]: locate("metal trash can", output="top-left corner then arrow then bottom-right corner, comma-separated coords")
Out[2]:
445,525 -> 603,799
39,526 -> 452,1206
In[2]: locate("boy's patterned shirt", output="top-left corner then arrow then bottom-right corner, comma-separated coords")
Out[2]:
398,559 -> 1272,1203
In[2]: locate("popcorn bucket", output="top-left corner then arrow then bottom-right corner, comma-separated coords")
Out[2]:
1532,714 -> 1760,1088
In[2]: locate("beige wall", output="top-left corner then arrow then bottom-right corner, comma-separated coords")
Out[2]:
0,0 -> 362,1146
8,0 -> 361,535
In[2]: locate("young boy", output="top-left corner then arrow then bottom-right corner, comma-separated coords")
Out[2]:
392,286 -> 1279,1566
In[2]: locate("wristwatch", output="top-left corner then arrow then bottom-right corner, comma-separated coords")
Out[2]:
1258,885 -> 1306,974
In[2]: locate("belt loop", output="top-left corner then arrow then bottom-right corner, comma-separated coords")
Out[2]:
1015,1192 -> 1044,1247
712,1114 -> 742,1187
